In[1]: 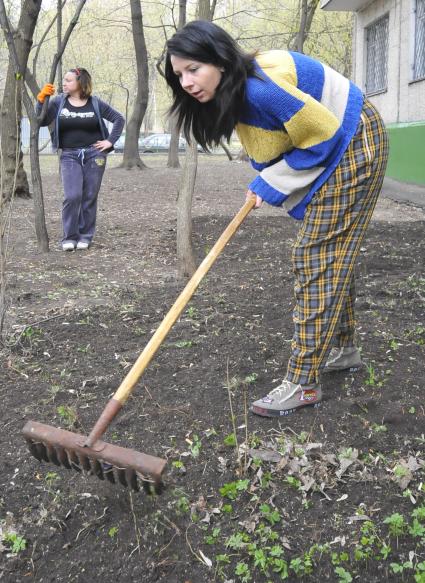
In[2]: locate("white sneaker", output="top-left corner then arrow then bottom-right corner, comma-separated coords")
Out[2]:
62,241 -> 75,251
251,379 -> 321,417
323,347 -> 362,373
76,241 -> 89,250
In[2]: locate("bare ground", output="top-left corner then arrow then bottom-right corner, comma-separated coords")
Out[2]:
1,155 -> 425,583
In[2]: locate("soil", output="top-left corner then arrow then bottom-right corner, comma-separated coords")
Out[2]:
1,155 -> 424,583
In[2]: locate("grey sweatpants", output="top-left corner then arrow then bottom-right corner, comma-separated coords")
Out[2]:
60,145 -> 107,244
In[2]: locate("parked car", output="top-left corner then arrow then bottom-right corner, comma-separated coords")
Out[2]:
139,133 -> 186,153
113,134 -> 144,153
114,133 -> 205,153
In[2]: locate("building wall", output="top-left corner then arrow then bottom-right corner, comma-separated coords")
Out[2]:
353,0 -> 425,123
353,0 -> 425,184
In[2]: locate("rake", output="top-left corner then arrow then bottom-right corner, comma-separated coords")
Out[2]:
23,197 -> 256,494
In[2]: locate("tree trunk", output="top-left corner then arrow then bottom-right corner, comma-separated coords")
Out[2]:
22,90 -> 49,252
177,139 -> 197,278
290,0 -> 319,54
175,0 -> 217,279
121,0 -> 149,169
167,112 -> 180,168
167,0 -> 187,168
56,0 -> 63,93
220,140 -> 233,160
0,0 -> 42,201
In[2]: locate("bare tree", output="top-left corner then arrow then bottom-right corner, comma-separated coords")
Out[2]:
175,0 -> 218,278
289,0 -> 320,54
167,0 -> 187,169
0,0 -> 87,252
0,0 -> 42,201
120,0 -> 149,169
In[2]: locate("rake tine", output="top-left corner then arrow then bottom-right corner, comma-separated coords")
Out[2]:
68,450 -> 82,472
79,453 -> 92,472
103,463 -> 116,484
142,479 -> 153,495
116,468 -> 128,487
126,469 -> 139,492
37,442 -> 50,463
56,446 -> 71,469
26,439 -> 43,462
91,459 -> 104,480
46,444 -> 61,466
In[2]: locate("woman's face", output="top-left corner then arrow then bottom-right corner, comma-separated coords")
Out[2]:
170,55 -> 223,103
62,72 -> 80,96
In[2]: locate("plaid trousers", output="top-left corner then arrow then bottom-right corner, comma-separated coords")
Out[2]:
286,100 -> 389,385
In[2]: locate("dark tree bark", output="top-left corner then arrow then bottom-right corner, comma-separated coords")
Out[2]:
0,0 -> 42,201
167,0 -> 187,169
177,140 -> 197,278
121,0 -> 149,169
0,0 -> 87,252
176,0 -> 217,278
56,0 -> 63,93
289,0 -> 319,54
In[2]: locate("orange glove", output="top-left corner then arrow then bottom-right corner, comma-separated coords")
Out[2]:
37,83 -> 55,103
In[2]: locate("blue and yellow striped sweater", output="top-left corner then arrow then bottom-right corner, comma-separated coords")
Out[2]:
236,50 -> 364,219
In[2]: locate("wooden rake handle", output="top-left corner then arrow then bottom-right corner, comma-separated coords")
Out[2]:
84,196 -> 256,447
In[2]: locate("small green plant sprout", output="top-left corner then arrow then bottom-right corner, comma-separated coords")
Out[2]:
259,504 -> 281,526
3,532 -> 27,554
371,423 -> 387,434
412,506 -> 425,521
174,339 -> 194,348
175,495 -> 190,514
57,405 -> 77,427
384,512 -> 408,537
45,471 -> 59,485
409,406 -> 416,414
365,363 -> 382,386
223,432 -> 237,447
235,561 -> 251,582
186,305 -> 198,319
285,475 -> 302,490
77,343 -> 91,353
21,325 -> 42,342
204,526 -> 221,545
108,526 -> 118,538
415,561 -> 425,583
186,434 -> 201,458
214,553 -> 230,579
225,531 -> 250,550
389,339 -> 400,350
171,460 -> 186,474
219,479 -> 250,500
334,566 -> 353,583
243,373 -> 258,384
390,560 -> 413,575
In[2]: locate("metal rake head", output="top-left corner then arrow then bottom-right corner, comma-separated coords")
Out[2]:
23,421 -> 166,495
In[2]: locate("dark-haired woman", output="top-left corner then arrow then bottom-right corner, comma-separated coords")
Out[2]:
165,20 -> 389,418
37,68 -> 124,251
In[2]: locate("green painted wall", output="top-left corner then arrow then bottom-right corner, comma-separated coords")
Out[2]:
385,121 -> 425,184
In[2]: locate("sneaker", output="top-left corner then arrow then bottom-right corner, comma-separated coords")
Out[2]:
76,241 -> 90,250
251,379 -> 321,417
62,241 -> 75,251
323,347 -> 362,373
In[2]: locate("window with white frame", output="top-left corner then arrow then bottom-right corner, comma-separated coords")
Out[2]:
414,0 -> 425,79
365,15 -> 389,95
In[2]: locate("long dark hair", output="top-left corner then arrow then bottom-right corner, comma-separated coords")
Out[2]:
165,20 -> 256,150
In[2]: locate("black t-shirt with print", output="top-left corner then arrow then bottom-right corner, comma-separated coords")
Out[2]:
58,97 -> 103,148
